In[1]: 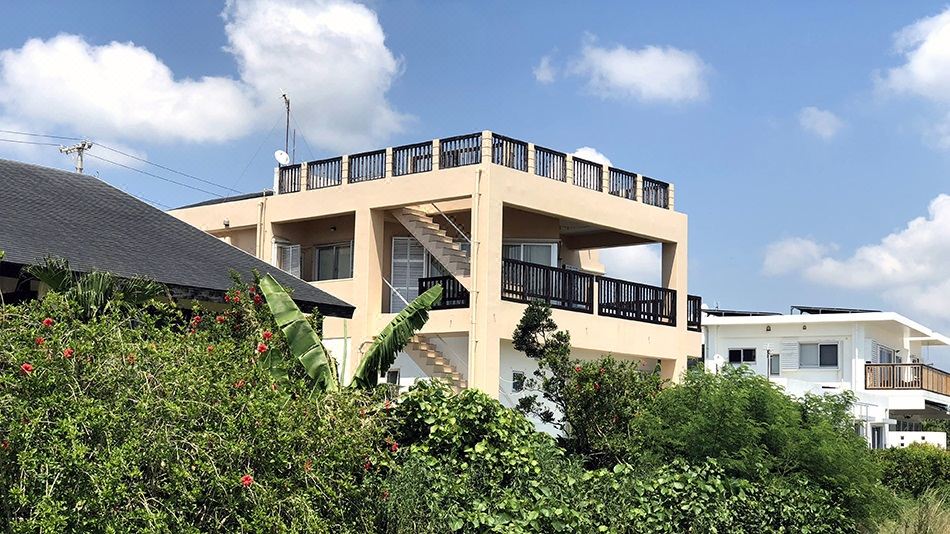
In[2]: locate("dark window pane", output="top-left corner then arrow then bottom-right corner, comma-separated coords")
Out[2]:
729,349 -> 742,363
512,371 -> 525,393
743,348 -> 756,362
819,344 -> 838,367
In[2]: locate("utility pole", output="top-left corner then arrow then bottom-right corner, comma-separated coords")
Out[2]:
60,140 -> 93,174
281,92 -> 291,154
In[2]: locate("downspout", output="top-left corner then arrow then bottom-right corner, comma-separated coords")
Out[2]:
256,191 -> 266,258
468,168 -> 482,383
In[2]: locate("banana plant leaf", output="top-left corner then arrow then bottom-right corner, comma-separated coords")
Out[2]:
350,284 -> 443,389
259,274 -> 339,392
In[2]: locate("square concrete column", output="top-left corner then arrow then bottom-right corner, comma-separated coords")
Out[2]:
347,207 -> 387,382
469,163 -> 503,396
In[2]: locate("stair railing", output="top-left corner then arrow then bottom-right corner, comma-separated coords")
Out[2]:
430,202 -> 471,246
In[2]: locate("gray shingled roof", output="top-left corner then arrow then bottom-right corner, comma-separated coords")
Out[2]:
0,159 -> 354,318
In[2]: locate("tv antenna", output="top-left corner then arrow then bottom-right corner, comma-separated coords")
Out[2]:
60,139 -> 93,173
281,91 -> 290,154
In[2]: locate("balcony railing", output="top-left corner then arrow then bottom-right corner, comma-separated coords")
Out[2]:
273,131 -> 674,211
491,134 -> 528,171
501,258 -> 594,313
440,133 -> 482,169
599,276 -> 676,326
393,141 -> 432,176
866,363 -> 950,397
278,165 -> 301,193
307,157 -> 342,189
418,275 -> 469,310
348,149 -> 386,183
687,295 -> 702,332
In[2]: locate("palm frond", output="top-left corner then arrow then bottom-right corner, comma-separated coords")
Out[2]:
350,284 -> 443,389
25,257 -> 75,292
259,274 -> 339,392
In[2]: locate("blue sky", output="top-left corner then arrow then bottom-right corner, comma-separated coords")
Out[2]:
3,1 -> 950,356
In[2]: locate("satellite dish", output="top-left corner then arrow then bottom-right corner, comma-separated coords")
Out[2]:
274,150 -> 291,165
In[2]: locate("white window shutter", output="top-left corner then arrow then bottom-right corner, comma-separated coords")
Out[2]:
780,340 -> 799,370
288,244 -> 301,277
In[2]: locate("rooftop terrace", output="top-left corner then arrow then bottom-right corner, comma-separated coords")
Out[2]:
274,130 -> 675,211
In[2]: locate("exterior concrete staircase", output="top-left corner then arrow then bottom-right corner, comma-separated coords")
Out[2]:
393,206 -> 471,290
404,335 -> 467,391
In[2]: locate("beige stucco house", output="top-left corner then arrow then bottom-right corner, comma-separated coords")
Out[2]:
170,131 -> 702,401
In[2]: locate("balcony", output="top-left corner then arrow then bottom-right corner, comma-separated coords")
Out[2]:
866,363 -> 950,397
499,258 -> 699,328
275,131 -> 674,210
419,275 -> 470,310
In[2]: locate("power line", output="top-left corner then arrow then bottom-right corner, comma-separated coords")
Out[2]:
0,137 -> 61,147
230,114 -> 282,191
86,153 -> 222,197
291,113 -> 316,161
95,142 -> 242,194
0,129 -> 82,141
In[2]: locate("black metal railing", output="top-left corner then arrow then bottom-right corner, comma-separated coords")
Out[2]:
393,141 -> 433,176
348,149 -> 386,183
573,157 -> 603,191
501,258 -> 594,313
491,134 -> 528,171
419,275 -> 470,310
278,165 -> 301,193
687,295 -> 702,332
642,177 -> 670,209
307,157 -> 342,189
535,146 -> 567,182
608,168 -> 637,200
439,133 -> 482,169
598,277 -> 676,326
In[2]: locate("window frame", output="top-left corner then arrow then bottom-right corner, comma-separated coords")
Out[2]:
799,342 -> 840,369
728,347 -> 756,364
502,240 -> 558,267
313,240 -> 354,281
876,343 -> 896,364
512,370 -> 526,393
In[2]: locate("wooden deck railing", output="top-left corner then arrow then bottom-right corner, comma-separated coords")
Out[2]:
598,276 -> 676,326
687,295 -> 702,332
418,275 -> 469,310
501,258 -> 594,313
865,363 -> 950,397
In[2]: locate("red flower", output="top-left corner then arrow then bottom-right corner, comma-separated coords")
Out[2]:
191,315 -> 202,324
42,317 -> 54,327
599,367 -> 605,375
216,315 -> 225,323
262,330 -> 273,341
363,461 -> 372,471
224,295 -> 231,303
35,337 -> 44,346
232,295 -> 241,303
234,379 -> 246,389
384,399 -> 391,412
63,348 -> 74,359
1,440 -> 8,449
253,294 -> 262,305
207,345 -> 214,353
574,365 -> 582,373
240,474 -> 254,487
256,343 -> 268,353
390,442 -> 399,453
248,286 -> 256,294
20,362 -> 34,375
594,382 -> 601,392
381,490 -> 390,501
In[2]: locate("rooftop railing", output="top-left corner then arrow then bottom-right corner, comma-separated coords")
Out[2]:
274,131 -> 674,210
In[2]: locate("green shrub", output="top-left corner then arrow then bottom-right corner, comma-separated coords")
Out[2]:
0,290 -> 389,532
876,444 -> 950,497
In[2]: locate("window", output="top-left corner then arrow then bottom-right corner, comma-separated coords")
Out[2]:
877,344 -> 896,364
385,369 -> 400,385
800,343 -> 839,368
502,242 -> 557,267
769,353 -> 781,376
728,348 -> 756,364
315,242 -> 353,281
274,242 -> 301,277
512,371 -> 525,393
390,237 -> 450,312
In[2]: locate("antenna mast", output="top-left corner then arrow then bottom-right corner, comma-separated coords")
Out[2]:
281,92 -> 290,154
60,140 -> 93,174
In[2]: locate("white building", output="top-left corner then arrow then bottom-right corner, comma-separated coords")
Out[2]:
702,306 -> 950,449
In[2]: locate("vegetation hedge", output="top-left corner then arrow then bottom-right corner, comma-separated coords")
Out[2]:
875,444 -> 950,497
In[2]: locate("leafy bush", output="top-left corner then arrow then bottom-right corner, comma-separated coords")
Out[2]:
876,444 -> 950,497
876,487 -> 950,534
0,288 -> 390,532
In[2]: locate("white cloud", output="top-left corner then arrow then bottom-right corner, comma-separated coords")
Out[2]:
762,237 -> 833,276
571,146 -> 612,166
798,107 -> 844,140
600,244 -> 661,286
569,38 -> 708,103
0,0 -> 407,152
765,194 -> 950,322
879,8 -> 950,148
533,55 -> 556,84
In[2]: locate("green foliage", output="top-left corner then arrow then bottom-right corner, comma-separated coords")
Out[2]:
876,444 -> 950,498
876,487 -> 950,534
259,273 -> 339,390
351,284 -> 442,389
